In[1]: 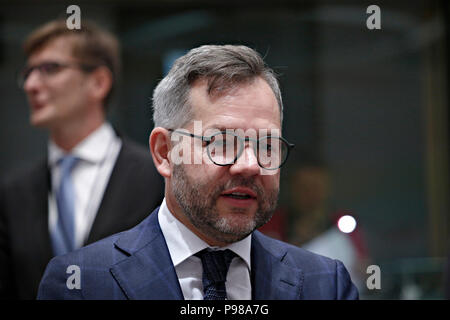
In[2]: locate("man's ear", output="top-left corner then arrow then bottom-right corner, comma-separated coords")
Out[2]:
89,66 -> 113,103
149,127 -> 172,178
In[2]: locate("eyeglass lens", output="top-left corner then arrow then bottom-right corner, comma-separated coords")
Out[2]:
207,133 -> 288,169
19,62 -> 64,87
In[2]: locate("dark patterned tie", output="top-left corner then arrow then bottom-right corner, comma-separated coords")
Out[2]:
195,249 -> 236,300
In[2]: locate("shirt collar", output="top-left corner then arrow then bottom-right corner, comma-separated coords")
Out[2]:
48,122 -> 116,166
158,198 -> 252,270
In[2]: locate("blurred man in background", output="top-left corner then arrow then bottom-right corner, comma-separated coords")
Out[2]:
0,19 -> 164,299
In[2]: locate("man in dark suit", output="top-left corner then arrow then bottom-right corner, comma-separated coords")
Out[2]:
37,45 -> 359,300
0,20 -> 164,299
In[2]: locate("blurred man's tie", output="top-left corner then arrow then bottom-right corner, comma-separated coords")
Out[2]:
51,155 -> 79,256
195,249 -> 236,300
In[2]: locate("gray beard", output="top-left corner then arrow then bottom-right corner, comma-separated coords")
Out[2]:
171,164 -> 279,244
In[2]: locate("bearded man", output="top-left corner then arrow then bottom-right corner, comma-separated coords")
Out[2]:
37,44 -> 358,300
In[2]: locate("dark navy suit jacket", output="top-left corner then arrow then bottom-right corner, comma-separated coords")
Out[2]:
37,207 -> 359,300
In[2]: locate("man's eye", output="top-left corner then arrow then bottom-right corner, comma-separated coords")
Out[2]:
203,139 -> 213,147
259,141 -> 271,150
40,63 -> 61,74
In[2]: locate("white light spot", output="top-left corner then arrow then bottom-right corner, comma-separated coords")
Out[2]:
337,215 -> 357,233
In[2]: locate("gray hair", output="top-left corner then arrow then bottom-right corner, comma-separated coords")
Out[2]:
152,45 -> 283,129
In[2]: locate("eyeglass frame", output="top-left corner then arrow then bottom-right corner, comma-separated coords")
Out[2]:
17,61 -> 99,88
167,128 -> 295,170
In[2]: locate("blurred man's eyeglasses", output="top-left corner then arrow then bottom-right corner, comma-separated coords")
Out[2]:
17,61 -> 98,88
168,129 -> 295,170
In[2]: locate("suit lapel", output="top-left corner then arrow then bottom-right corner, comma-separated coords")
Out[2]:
251,231 -> 304,300
109,209 -> 184,300
87,140 -> 137,244
20,160 -> 54,291
28,160 -> 53,262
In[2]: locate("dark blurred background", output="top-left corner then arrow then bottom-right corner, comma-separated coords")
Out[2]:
0,0 -> 448,299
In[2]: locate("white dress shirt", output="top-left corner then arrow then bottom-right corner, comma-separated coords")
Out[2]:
48,122 -> 122,249
158,198 -> 252,300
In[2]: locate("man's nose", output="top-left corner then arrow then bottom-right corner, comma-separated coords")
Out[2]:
229,143 -> 260,177
23,69 -> 42,93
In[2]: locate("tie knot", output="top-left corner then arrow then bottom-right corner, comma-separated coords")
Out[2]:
196,249 -> 236,284
58,155 -> 79,174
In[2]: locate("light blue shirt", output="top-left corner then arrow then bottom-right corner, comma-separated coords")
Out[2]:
48,122 -> 122,249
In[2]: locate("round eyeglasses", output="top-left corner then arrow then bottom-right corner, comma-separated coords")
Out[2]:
168,129 -> 295,170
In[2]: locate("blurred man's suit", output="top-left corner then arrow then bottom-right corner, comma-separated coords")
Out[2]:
37,206 -> 358,300
0,137 -> 164,299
